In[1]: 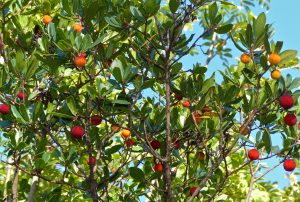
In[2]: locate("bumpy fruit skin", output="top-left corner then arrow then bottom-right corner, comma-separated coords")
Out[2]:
17,91 -> 26,99
74,54 -> 87,68
283,159 -> 296,171
0,104 -> 10,115
174,94 -> 183,101
279,95 -> 294,109
199,152 -> 205,160
284,114 -> 297,126
193,112 -> 202,124
269,53 -> 281,65
111,124 -> 120,132
240,53 -> 251,64
87,157 -> 96,166
122,129 -> 131,138
125,139 -> 134,147
73,23 -> 83,33
90,115 -> 102,126
182,100 -> 190,108
150,139 -> 161,150
42,15 -> 52,25
248,149 -> 259,160
172,138 -> 180,149
239,125 -> 250,135
153,163 -> 163,172
190,187 -> 197,196
71,126 -> 85,139
271,69 -> 281,80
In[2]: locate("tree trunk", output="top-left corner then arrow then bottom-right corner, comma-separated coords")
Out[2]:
12,166 -> 19,202
28,176 -> 39,202
163,66 -> 172,201
4,157 -> 13,202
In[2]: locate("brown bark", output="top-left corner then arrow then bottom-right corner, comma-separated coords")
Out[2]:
28,176 -> 39,202
12,166 -> 19,202
163,64 -> 172,201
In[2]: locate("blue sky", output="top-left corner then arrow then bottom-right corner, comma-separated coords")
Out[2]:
180,0 -> 300,189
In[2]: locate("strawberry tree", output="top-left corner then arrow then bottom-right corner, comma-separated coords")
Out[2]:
0,0 -> 299,201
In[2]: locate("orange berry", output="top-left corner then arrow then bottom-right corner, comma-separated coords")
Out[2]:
42,15 -> 52,25
271,69 -> 281,80
122,129 -> 131,138
73,23 -> 83,33
268,53 -> 281,65
240,53 -> 251,64
74,54 -> 86,68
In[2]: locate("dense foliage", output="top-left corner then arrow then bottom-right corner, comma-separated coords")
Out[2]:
0,0 -> 299,201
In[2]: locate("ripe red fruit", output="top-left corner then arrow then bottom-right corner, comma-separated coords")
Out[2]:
284,114 -> 297,126
248,149 -> 259,161
90,115 -> 102,125
190,186 -> 197,196
153,163 -> 163,172
199,152 -> 205,160
172,138 -> 180,149
283,159 -> 296,171
125,139 -> 134,147
182,100 -> 190,108
279,95 -> 294,109
71,126 -> 85,139
87,157 -> 96,166
17,91 -> 26,99
0,104 -> 10,115
150,139 -> 161,150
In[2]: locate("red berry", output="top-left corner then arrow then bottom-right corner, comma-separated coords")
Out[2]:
71,126 -> 85,139
279,95 -> 294,109
150,139 -> 161,150
172,138 -> 180,149
248,149 -> 259,161
0,104 -> 10,115
125,139 -> 134,147
87,157 -> 96,166
182,100 -> 191,108
153,163 -> 163,172
90,115 -> 102,125
17,91 -> 26,99
283,159 -> 296,171
284,114 -> 297,126
190,186 -> 197,196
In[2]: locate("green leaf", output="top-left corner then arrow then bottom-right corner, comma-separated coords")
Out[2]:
230,34 -> 247,52
42,152 -> 51,163
262,129 -> 272,154
105,16 -> 121,28
11,106 -> 26,123
129,167 -> 145,181
254,13 -> 266,39
66,96 -> 78,116
215,24 -> 233,34
208,2 -> 218,24
279,50 -> 298,66
33,101 -> 43,122
105,145 -> 122,155
144,0 -> 161,16
111,100 -> 131,105
61,0 -> 72,15
169,0 -> 180,13
274,41 -> 283,54
130,6 -> 144,21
